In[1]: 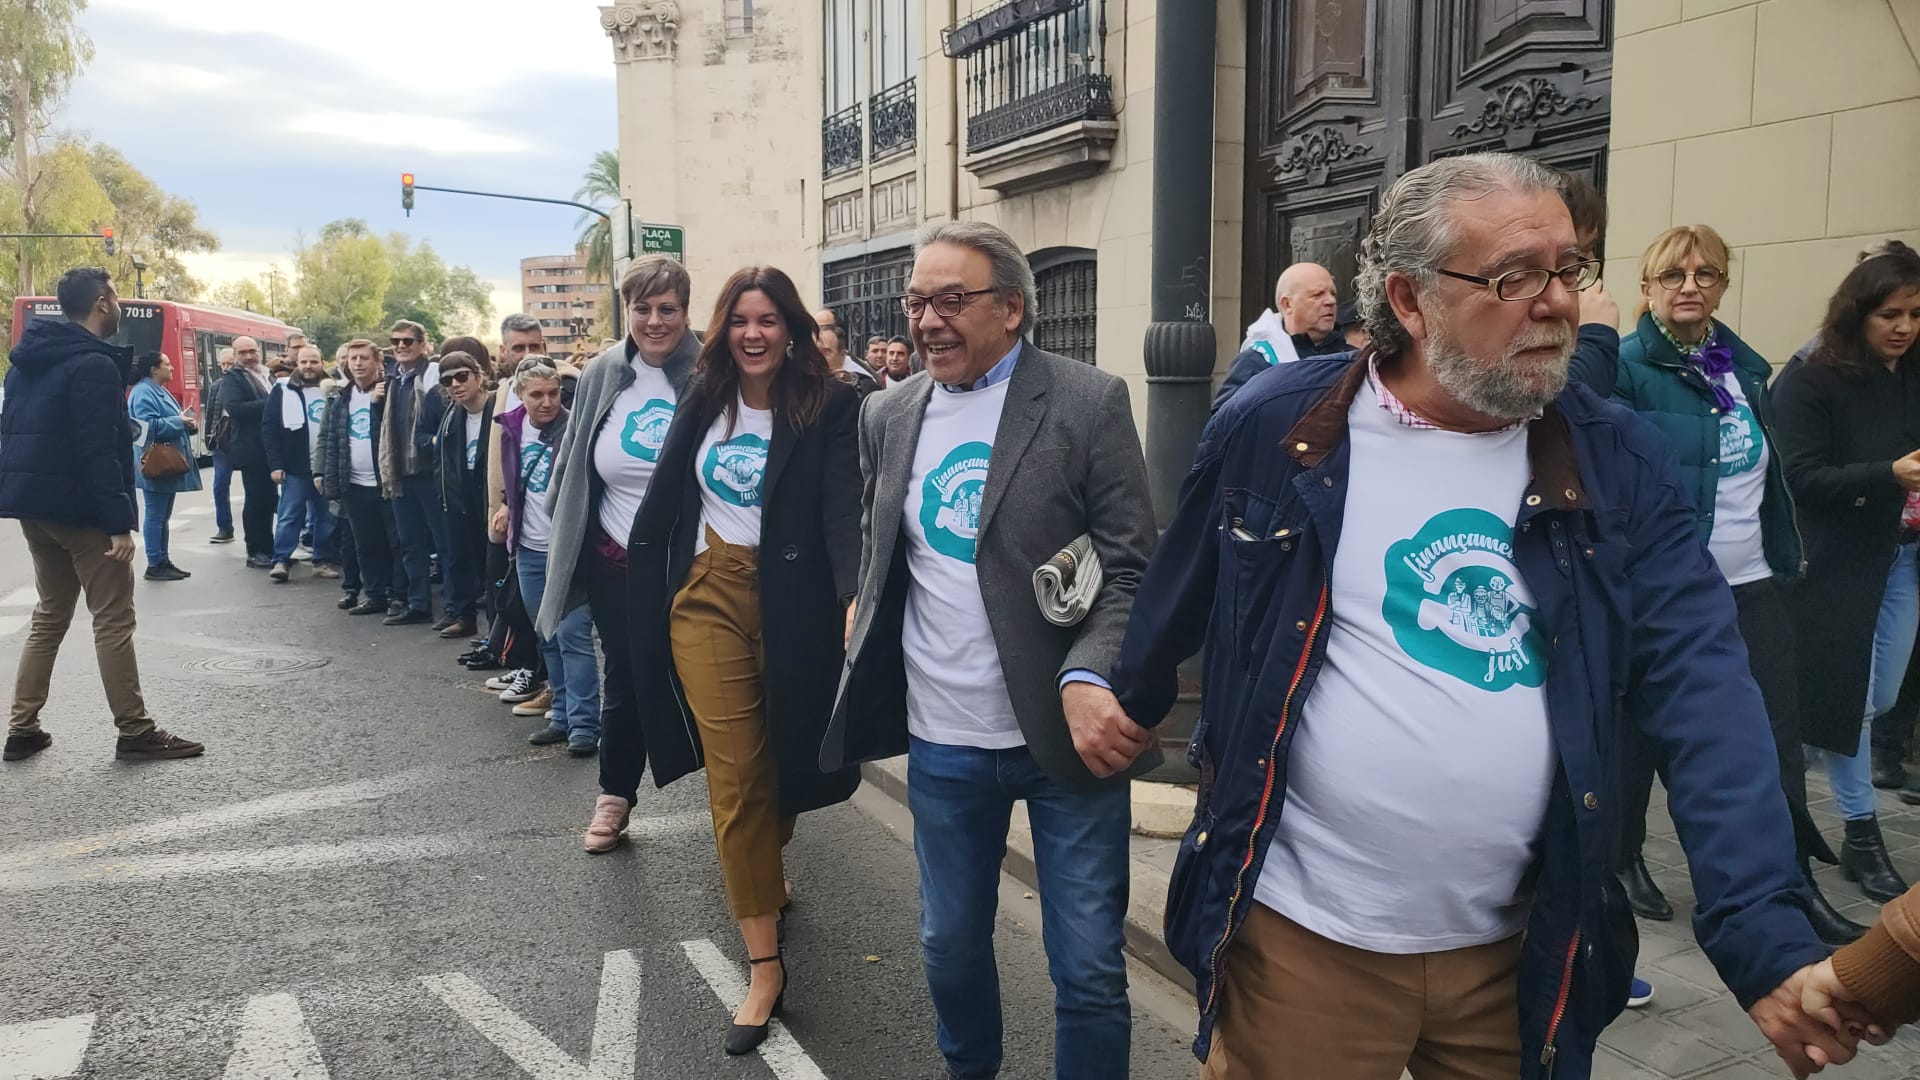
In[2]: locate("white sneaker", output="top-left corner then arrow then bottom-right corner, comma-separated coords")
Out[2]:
485,669 -> 528,692
292,547 -> 314,563
545,709 -> 555,721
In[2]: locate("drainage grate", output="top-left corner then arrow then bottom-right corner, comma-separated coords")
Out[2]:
183,652 -> 332,676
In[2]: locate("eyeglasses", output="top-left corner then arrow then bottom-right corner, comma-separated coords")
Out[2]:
1435,260 -> 1603,302
391,337 -> 418,346
438,370 -> 474,388
1652,267 -> 1725,291
900,289 -> 997,319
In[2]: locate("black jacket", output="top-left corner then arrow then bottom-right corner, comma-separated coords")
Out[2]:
436,397 -> 495,516
626,379 -> 864,815
262,380 -> 326,478
0,317 -> 138,534
317,380 -> 388,499
1771,352 -> 1920,751
215,366 -> 272,468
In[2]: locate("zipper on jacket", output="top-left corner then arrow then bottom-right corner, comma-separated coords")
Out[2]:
1539,929 -> 1580,1078
1202,576 -> 1330,1015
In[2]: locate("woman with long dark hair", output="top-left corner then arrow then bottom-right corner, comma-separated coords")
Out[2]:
1774,241 -> 1920,906
625,266 -> 862,1055
128,352 -> 202,581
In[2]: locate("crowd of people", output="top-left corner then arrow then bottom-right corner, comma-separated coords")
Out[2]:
1,150 -> 1919,1079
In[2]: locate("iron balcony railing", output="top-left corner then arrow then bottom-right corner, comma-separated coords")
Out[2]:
822,103 -> 864,176
943,0 -> 1111,154
869,78 -> 918,160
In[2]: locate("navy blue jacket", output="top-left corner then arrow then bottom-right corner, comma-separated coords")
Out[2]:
0,317 -> 138,535
1111,351 -> 1825,1076
1210,323 -> 1621,416
261,380 -> 326,478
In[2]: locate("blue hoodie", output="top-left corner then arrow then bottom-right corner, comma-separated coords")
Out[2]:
0,317 -> 138,534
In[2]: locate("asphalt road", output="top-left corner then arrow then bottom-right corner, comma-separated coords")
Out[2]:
0,486 -> 1198,1079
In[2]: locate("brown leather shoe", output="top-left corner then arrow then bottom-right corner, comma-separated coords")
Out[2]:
114,727 -> 205,760
436,618 -> 476,639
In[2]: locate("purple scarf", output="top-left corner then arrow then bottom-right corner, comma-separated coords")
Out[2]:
1693,332 -> 1738,412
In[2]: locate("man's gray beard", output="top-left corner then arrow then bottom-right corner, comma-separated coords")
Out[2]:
1426,314 -> 1573,421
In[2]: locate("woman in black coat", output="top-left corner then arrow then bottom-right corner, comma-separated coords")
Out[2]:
1772,241 -> 1920,905
624,265 -> 862,1057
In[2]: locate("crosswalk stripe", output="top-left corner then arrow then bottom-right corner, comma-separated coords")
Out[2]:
681,939 -> 828,1080
0,586 -> 35,608
0,1013 -> 94,1079
221,994 -> 329,1080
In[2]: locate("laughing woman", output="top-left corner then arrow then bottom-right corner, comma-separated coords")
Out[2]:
625,266 -> 862,1056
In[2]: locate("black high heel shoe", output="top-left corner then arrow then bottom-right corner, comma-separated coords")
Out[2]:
724,952 -> 786,1056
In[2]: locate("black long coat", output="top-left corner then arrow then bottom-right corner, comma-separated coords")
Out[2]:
625,378 -> 864,815
1771,353 -> 1920,752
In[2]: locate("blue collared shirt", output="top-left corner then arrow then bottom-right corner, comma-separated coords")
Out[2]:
938,341 -> 1021,393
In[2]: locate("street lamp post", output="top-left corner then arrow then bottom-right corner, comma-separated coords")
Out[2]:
130,253 -> 148,299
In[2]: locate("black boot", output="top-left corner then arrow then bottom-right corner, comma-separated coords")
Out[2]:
1801,860 -> 1868,945
1840,816 -> 1912,903
1619,854 -> 1673,921
1871,745 -> 1912,789
1901,779 -> 1920,806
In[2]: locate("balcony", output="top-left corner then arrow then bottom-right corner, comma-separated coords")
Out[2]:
943,0 -> 1115,193
869,78 -> 917,161
823,103 -> 863,177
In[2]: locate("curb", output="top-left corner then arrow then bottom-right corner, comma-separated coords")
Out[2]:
860,758 -> 1195,996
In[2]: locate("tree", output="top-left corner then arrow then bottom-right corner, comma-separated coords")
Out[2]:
291,219 -> 391,342
205,274 -> 274,315
574,149 -> 619,285
1,0 -> 94,295
0,137 -> 114,364
86,143 -> 216,301
381,233 -> 492,342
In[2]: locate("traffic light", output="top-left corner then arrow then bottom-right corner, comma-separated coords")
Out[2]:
102,228 -> 115,256
401,173 -> 415,215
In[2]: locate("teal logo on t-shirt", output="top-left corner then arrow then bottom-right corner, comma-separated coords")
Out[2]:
702,433 -> 768,507
465,438 -> 479,469
349,407 -> 371,440
523,445 -> 554,495
921,441 -> 992,564
620,400 -> 675,461
1383,508 -> 1548,691
1719,405 -> 1763,477
306,397 -> 326,425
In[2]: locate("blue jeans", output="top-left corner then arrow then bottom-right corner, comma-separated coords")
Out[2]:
272,474 -> 336,564
141,489 -> 175,568
390,475 -> 461,615
211,450 -> 234,533
907,735 -> 1131,1080
1816,542 -> 1920,819
516,547 -> 600,743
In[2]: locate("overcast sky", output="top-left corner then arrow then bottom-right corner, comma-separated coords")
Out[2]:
61,0 -> 619,328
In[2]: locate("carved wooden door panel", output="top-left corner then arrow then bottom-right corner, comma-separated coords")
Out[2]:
1242,0 -> 1612,329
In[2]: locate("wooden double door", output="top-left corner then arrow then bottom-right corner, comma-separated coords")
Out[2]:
1242,0 -> 1614,326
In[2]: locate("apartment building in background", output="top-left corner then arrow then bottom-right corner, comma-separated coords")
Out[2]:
520,251 -> 611,355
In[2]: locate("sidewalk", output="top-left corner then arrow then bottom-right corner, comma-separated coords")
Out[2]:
862,758 -> 1920,1079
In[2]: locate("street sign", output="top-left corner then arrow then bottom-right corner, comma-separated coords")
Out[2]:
638,224 -> 685,262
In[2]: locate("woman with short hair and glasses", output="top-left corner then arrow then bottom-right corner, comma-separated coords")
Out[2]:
1608,224 -> 1863,944
433,345 -> 495,648
1773,241 -> 1920,908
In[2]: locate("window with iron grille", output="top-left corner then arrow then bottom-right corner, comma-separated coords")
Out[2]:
822,247 -> 915,353
725,0 -> 753,37
1031,250 -> 1097,365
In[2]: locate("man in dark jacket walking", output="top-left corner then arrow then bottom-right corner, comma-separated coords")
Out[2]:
215,335 -> 278,567
0,267 -> 203,762
262,344 -> 337,582
1111,155 -> 1860,1079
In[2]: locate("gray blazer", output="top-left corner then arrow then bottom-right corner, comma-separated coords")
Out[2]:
821,345 -> 1162,790
536,333 -> 699,637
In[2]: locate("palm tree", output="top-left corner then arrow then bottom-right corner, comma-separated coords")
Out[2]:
574,150 -> 620,284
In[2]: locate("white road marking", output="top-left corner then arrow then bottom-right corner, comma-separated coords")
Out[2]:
0,586 -> 35,608
221,994 -> 329,1080
0,616 -> 26,638
0,1012 -> 94,1079
419,949 -> 642,1080
681,939 -> 828,1080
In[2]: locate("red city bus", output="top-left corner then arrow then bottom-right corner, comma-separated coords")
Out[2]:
9,296 -> 293,456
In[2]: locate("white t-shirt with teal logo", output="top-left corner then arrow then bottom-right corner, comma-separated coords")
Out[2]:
517,421 -> 558,554
1254,379 -> 1556,953
695,398 -> 773,553
464,409 -> 484,471
901,377 -> 1022,749
1708,374 -> 1773,587
593,359 -> 679,543
301,389 -> 326,463
347,386 -> 377,487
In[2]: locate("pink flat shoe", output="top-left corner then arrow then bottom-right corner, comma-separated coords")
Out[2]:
583,795 -> 631,853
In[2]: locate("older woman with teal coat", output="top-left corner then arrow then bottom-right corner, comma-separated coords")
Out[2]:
128,352 -> 202,582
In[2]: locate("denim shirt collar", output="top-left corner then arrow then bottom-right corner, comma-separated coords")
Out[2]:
937,340 -> 1022,393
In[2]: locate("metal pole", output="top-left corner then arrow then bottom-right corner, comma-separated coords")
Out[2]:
1137,0 -> 1218,784
409,184 -> 623,339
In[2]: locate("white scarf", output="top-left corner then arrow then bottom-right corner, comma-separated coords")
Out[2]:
279,377 -> 307,431
1240,308 -> 1302,364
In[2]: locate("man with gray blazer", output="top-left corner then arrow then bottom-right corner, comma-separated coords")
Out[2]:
821,221 -> 1158,1079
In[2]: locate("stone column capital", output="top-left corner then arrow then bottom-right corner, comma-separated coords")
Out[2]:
600,2 -> 680,63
